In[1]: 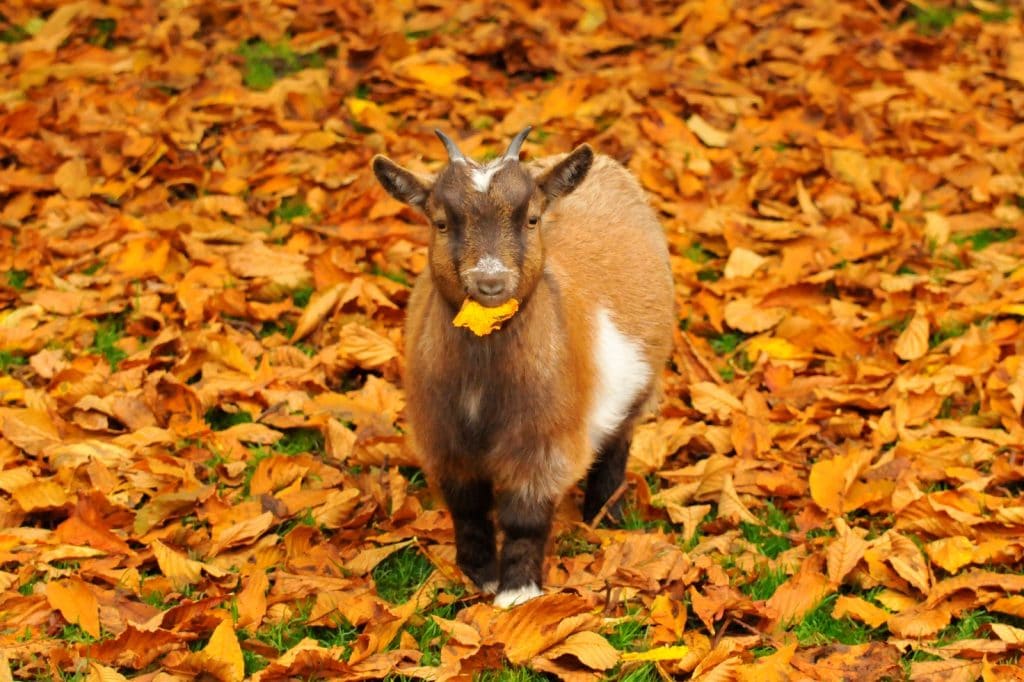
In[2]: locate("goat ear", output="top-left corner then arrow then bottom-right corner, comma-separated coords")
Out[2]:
538,144 -> 593,200
372,155 -> 432,210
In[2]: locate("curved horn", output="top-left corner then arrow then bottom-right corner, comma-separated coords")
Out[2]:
502,125 -> 533,162
434,129 -> 467,163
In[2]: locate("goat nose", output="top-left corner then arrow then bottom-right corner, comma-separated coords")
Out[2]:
476,276 -> 506,297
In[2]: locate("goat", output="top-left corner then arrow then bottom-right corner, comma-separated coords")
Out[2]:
371,127 -> 674,607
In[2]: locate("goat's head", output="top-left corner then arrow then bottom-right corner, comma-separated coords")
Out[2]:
372,127 -> 593,308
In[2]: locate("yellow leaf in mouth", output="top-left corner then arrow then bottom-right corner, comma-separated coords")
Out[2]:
453,298 -> 520,336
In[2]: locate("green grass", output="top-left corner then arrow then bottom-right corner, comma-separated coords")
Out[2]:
709,331 -> 745,356
88,18 -> 116,48
371,264 -> 411,287
0,12 -> 30,43
792,595 -> 880,645
6,268 -> 28,290
91,315 -> 128,370
606,617 -> 648,652
718,365 -> 735,381
930,320 -> 968,348
56,624 -> 101,645
247,605 -> 358,663
274,428 -> 323,455
620,662 -> 661,682
204,406 -> 253,431
556,528 -> 599,557
291,285 -> 314,308
372,547 -> 435,604
475,667 -> 550,681
697,268 -> 721,282
684,242 -> 715,264
0,350 -> 27,372
905,3 -> 959,34
935,609 -> 995,646
271,197 -> 312,224
237,39 -> 325,90
740,503 -> 793,559
621,506 -> 673,533
741,566 -> 788,600
952,227 -> 1016,251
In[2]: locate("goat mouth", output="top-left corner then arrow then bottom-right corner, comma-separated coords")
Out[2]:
469,291 -> 515,308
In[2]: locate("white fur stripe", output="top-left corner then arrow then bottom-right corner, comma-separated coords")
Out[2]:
588,307 -> 651,451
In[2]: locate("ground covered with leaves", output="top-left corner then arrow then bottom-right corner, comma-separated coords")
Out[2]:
2,0 -> 1024,680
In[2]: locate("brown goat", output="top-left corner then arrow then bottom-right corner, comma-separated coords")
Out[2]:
372,128 -> 673,607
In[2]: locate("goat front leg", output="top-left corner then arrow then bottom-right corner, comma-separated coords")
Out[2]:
441,478 -> 498,592
493,489 -> 555,608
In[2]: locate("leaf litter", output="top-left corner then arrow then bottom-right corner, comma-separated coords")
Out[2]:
2,0 -> 1024,680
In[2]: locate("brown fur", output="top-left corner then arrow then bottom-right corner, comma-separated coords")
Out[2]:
372,136 -> 674,598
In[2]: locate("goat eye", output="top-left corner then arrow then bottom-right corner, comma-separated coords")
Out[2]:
434,220 -> 447,232
527,215 -> 540,227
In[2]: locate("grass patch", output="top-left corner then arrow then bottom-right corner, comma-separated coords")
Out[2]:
0,350 -> 27,372
371,264 -> 411,287
271,196 -> 312,224
697,267 -> 721,282
259,319 -> 297,339
709,331 -> 746,356
904,3 -> 959,35
684,242 -> 715,264
6,268 -> 28,290
249,605 -> 358,658
291,285 -> 315,308
740,503 -> 793,559
606,617 -> 648,652
204,406 -> 253,431
88,18 -> 116,48
742,566 -> 788,600
935,609 -> 995,645
475,667 -> 550,681
620,662 -> 661,682
930,320 -> 968,347
621,505 -> 673,533
237,39 -> 325,90
91,315 -> 128,370
56,624 -> 101,645
0,13 -> 30,43
274,428 -> 323,455
372,547 -> 434,603
951,227 -> 1016,251
556,528 -> 599,557
792,594 -> 879,645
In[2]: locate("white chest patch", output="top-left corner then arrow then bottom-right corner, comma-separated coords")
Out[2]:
470,160 -> 504,193
588,307 -> 651,451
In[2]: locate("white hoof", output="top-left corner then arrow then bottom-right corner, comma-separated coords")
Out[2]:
493,583 -> 543,609
480,580 -> 499,594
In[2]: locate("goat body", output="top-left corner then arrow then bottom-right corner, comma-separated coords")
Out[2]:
373,135 -> 673,607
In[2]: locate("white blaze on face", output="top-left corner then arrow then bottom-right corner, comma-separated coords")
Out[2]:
469,159 -> 505,193
471,255 -> 511,276
588,307 -> 651,451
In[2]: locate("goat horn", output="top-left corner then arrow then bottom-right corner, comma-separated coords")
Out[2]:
502,125 -> 533,162
434,129 -> 467,163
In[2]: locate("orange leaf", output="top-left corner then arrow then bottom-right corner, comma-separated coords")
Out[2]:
894,311 -> 929,361
689,382 -> 742,421
203,620 -> 245,682
832,595 -> 890,628
453,298 -> 520,336
46,578 -> 100,638
54,158 -> 92,199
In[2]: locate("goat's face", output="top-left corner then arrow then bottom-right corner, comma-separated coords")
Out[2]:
373,128 -> 593,309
